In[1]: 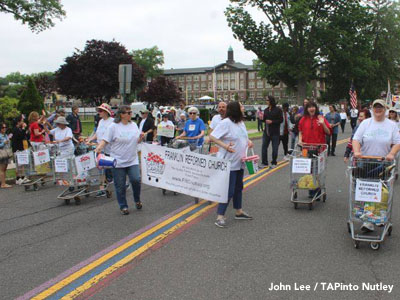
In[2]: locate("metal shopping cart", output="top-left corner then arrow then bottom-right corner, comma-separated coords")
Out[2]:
289,143 -> 328,210
53,151 -> 111,205
347,156 -> 396,250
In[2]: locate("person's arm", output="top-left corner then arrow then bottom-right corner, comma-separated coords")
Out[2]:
209,135 -> 235,153
319,116 -> 331,135
352,140 -> 362,158
33,124 -> 45,137
95,140 -> 108,154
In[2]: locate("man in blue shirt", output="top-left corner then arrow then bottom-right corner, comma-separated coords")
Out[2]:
177,107 -> 206,147
325,104 -> 341,156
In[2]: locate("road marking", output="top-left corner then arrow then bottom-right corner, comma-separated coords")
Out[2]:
21,138 -> 350,299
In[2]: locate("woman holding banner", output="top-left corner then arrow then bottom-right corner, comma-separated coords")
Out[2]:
210,101 -> 254,228
95,105 -> 145,215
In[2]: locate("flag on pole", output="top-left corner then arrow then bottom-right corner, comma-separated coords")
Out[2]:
386,79 -> 392,107
349,83 -> 358,109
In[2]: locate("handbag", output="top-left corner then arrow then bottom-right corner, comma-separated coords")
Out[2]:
0,147 -> 12,160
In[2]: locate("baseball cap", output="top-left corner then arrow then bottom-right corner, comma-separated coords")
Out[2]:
372,99 -> 388,108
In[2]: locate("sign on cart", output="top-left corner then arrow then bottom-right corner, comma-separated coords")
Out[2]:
54,158 -> 69,173
292,158 -> 312,174
33,149 -> 50,166
355,179 -> 382,203
75,152 -> 96,174
16,151 -> 29,165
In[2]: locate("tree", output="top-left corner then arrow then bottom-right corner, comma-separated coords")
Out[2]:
139,76 -> 181,106
56,39 -> 145,106
0,96 -> 20,127
225,0 -> 370,103
131,46 -> 164,80
0,0 -> 66,32
17,77 -> 43,116
32,72 -> 57,99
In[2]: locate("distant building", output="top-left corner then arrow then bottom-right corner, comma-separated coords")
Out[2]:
164,47 -> 324,104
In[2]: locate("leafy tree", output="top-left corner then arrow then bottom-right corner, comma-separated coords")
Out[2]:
5,72 -> 28,84
0,84 -> 24,98
139,76 -> 181,106
131,46 -> 164,80
0,96 -> 20,127
0,0 -> 66,32
32,72 -> 57,99
17,77 -> 43,116
56,39 -> 145,106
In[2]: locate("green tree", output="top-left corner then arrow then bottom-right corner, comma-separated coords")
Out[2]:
17,77 -> 44,116
0,96 -> 20,126
131,46 -> 164,80
5,72 -> 28,84
0,0 -> 66,32
226,0 -> 370,104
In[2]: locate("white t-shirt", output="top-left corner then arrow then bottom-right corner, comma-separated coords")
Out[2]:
340,112 -> 347,120
211,119 -> 248,171
159,120 -> 174,127
103,122 -> 140,168
96,117 -> 114,154
350,109 -> 358,118
139,118 -> 146,132
50,127 -> 74,153
353,118 -> 400,157
210,114 -> 223,130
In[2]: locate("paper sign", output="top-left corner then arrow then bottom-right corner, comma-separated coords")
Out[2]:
355,179 -> 382,203
16,151 -> 29,165
292,158 -> 312,174
75,151 -> 96,174
318,155 -> 325,174
157,124 -> 175,138
55,158 -> 69,173
33,149 -> 50,166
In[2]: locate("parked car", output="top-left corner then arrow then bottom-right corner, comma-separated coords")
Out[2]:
244,106 -> 257,121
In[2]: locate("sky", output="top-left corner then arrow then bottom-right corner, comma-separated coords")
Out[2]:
0,0 -> 261,77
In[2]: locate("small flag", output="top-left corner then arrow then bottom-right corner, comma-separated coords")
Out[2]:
349,83 -> 357,109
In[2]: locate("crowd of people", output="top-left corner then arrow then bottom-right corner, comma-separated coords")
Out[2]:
1,97 -> 399,230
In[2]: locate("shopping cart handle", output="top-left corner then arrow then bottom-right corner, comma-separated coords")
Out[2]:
358,155 -> 386,160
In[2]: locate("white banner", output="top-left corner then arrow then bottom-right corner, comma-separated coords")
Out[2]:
16,151 -> 29,165
75,151 -> 96,174
33,149 -> 50,166
54,158 -> 69,173
355,179 -> 382,203
157,124 -> 175,138
292,158 -> 312,174
141,143 -> 230,203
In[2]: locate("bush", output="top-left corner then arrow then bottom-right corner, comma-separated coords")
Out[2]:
199,108 -> 210,123
17,77 -> 44,116
0,96 -> 20,127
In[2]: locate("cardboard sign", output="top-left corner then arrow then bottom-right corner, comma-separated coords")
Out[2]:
16,151 -> 29,165
54,158 -> 69,173
157,124 -> 175,138
292,158 -> 312,174
141,143 -> 230,203
33,149 -> 50,166
355,179 -> 382,203
75,151 -> 96,174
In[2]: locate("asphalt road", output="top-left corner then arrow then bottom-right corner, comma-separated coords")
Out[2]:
1,125 -> 399,300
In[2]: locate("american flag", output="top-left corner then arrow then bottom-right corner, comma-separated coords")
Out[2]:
349,83 -> 357,109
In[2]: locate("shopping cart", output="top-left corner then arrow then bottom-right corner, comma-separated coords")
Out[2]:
53,151 -> 111,205
289,143 -> 328,210
346,156 -> 396,250
16,145 -> 56,191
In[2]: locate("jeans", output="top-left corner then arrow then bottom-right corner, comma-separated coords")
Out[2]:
257,119 -> 264,132
340,120 -> 346,133
103,153 -> 113,183
350,118 -> 357,131
217,169 -> 244,216
326,133 -> 338,155
111,164 -> 141,209
280,134 -> 289,156
261,132 -> 280,165
290,132 -> 298,152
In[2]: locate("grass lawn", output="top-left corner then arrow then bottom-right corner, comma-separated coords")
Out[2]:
6,168 -> 16,179
81,121 -> 95,137
245,120 -> 258,131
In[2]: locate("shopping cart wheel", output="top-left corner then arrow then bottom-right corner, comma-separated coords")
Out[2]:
74,197 -> 81,205
293,192 -> 297,200
33,184 -> 39,191
370,242 -> 380,250
353,241 -> 360,249
347,222 -> 351,234
68,187 -> 75,192
308,203 -> 313,210
162,189 -> 166,195
388,226 -> 392,236
41,182 -> 46,186
106,191 -> 112,198
293,203 -> 298,209
64,199 -> 70,205
322,194 -> 326,202
24,185 -> 30,191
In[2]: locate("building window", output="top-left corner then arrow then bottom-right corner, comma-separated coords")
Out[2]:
257,80 -> 263,89
256,73 -> 261,79
240,73 -> 244,80
240,81 -> 245,90
265,82 -> 272,88
217,73 -> 222,80
249,92 -> 255,99
201,75 -> 206,81
208,82 -> 212,90
249,81 -> 255,89
257,92 -> 263,98
217,81 -> 222,90
249,72 -> 256,80
179,76 -> 184,82
224,81 -> 229,90
274,90 -> 280,98
230,73 -> 235,79
201,82 -> 207,90
194,83 -> 199,90
187,85 -> 192,91
193,75 -> 199,82
224,94 -> 229,100
208,75 -> 212,80
186,75 -> 192,82
230,81 -> 236,90
223,73 -> 229,79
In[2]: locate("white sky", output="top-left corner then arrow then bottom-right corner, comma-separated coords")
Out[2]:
0,0 -> 260,77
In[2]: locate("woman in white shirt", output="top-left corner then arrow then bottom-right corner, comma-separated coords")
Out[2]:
158,114 -> 175,146
210,101 -> 254,228
96,105 -> 145,215
340,109 -> 348,133
47,117 -> 74,157
353,99 -> 400,232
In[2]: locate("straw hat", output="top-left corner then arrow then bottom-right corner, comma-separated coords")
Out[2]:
97,103 -> 112,115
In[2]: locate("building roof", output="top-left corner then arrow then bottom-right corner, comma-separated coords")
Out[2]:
163,62 -> 254,75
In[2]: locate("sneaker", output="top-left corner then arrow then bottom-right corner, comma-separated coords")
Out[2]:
120,208 -> 129,215
215,218 -> 227,228
135,201 -> 143,210
21,178 -> 31,184
16,178 -> 23,185
270,164 -> 277,169
95,191 -> 106,198
259,163 -> 269,169
283,155 -> 290,161
235,212 -> 253,220
361,222 -> 374,232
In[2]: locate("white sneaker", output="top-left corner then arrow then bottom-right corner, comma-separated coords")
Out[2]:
16,178 -> 23,185
283,155 -> 290,161
21,178 -> 31,184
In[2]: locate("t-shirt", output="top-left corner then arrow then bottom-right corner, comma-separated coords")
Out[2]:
50,127 -> 74,153
103,122 -> 140,168
350,109 -> 358,118
340,112 -> 347,120
184,118 -> 206,146
211,119 -> 248,171
210,114 -> 223,130
353,118 -> 400,157
298,116 -> 331,144
29,122 -> 44,143
96,117 -> 114,154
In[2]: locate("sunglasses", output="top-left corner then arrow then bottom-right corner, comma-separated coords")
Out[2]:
121,111 -> 132,115
1,127 -> 6,129
189,112 -> 197,115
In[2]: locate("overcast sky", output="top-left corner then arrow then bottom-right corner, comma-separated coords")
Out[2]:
0,0 -> 260,77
